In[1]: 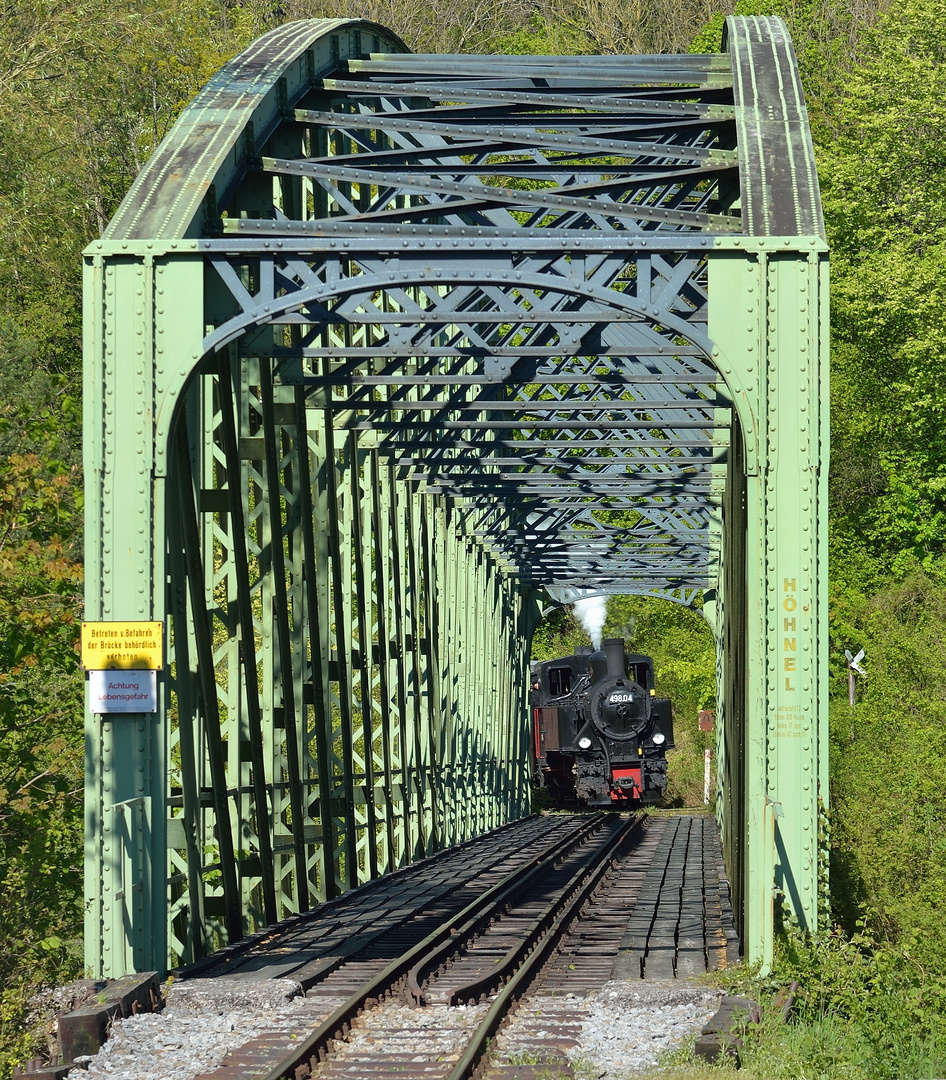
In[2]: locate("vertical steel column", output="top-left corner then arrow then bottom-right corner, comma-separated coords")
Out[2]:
470,545 -> 486,834
322,418 -> 359,889
367,450 -> 397,875
712,414 -> 748,939
281,387 -> 316,901
258,362 -> 310,912
348,432 -> 379,880
396,482 -> 425,860
294,387 -> 336,901
84,252 -> 205,977
388,467 -> 417,861
215,355 -> 279,927
416,498 -> 439,853
83,256 -> 160,975
709,242 -> 829,967
172,415 -> 243,946
166,425 -> 209,962
439,514 -> 458,843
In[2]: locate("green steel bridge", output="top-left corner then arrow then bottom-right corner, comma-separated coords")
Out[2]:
82,15 -> 828,979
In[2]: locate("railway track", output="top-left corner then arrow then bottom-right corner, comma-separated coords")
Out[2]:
256,813 -> 639,1080
182,812 -> 734,1080
50,813 -> 735,1080
190,813 -> 604,989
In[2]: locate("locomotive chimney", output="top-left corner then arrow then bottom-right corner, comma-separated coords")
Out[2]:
603,637 -> 626,679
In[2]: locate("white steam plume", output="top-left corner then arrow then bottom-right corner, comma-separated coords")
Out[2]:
572,595 -> 607,650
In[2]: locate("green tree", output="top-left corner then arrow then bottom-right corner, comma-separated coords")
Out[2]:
0,445 -> 83,1073
819,1 -> 946,574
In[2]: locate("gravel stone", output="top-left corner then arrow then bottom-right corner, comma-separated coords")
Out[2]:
63,977 -> 722,1080
493,982 -> 722,1078
64,979 -> 344,1080
323,1001 -> 490,1067
565,981 -> 723,1077
164,978 -> 302,1012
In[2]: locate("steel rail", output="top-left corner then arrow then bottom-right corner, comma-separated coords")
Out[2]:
445,814 -> 644,1079
409,813 -> 644,1006
256,814 -> 608,1080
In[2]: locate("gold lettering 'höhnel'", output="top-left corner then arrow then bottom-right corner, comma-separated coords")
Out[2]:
782,578 -> 797,691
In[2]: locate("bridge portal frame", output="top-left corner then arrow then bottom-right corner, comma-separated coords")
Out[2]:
83,17 -> 828,977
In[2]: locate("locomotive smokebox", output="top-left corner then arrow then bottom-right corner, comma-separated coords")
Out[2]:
603,638 -> 626,679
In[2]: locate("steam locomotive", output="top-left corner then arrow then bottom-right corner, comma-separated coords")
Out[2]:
530,638 -> 674,806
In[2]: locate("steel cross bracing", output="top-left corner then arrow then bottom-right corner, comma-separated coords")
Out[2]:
83,15 -> 828,980
199,51 -> 736,603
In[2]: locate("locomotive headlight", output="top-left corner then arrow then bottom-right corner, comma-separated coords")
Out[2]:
651,732 -> 666,746
577,736 -> 593,749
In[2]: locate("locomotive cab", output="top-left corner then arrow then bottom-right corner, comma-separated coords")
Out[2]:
531,638 -> 674,807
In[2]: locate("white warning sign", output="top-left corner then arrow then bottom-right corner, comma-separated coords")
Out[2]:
89,669 -> 157,714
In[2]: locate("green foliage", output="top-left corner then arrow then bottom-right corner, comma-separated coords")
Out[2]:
0,325 -> 79,469
813,13 -> 946,1042
0,444 -> 83,1073
826,568 -> 946,966
494,17 -> 589,56
689,0 -> 780,54
0,322 -> 83,1072
819,0 -> 946,572
0,0 -> 261,372
700,922 -> 946,1080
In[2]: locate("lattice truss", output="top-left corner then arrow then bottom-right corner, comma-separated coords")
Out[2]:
167,47 -> 737,960
203,50 -> 739,594
167,356 -> 533,959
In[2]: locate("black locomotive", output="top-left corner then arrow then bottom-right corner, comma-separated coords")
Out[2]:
530,637 -> 674,806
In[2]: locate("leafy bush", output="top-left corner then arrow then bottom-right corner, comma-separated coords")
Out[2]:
715,922 -> 946,1080
827,566 -> 946,968
0,335 -> 84,1075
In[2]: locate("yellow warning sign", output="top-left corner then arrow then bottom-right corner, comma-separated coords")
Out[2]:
81,621 -> 163,670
